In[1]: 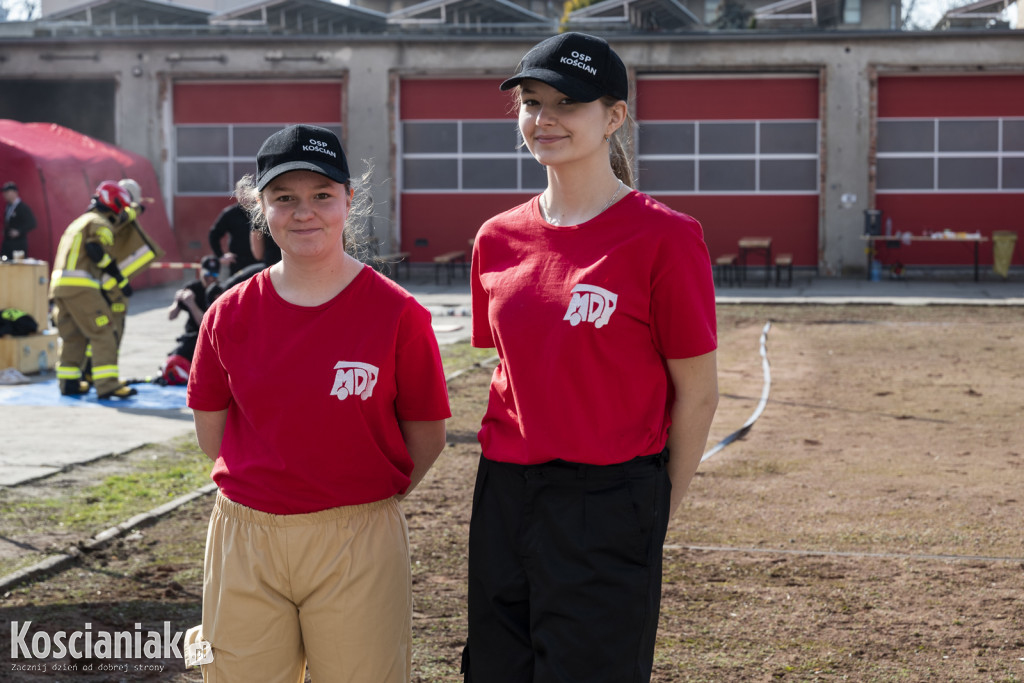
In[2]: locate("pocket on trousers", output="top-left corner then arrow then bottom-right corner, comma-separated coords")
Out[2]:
583,477 -> 656,567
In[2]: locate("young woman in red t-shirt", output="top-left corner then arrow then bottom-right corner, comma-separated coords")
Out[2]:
188,125 -> 450,682
464,33 -> 720,682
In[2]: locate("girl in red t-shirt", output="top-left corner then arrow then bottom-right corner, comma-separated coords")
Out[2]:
188,125 -> 450,682
464,33 -> 719,683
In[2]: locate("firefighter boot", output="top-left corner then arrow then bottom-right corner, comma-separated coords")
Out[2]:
98,384 -> 138,400
60,380 -> 91,396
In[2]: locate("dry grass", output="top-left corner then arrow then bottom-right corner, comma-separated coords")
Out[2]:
1,304 -> 1022,682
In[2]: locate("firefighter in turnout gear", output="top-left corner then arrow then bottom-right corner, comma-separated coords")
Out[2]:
82,178 -> 165,384
49,181 -> 138,399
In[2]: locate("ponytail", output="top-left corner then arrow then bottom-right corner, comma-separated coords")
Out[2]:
603,96 -> 636,188
609,133 -> 634,188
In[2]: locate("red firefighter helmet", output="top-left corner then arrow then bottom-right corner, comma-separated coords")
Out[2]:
93,181 -> 132,214
161,354 -> 192,385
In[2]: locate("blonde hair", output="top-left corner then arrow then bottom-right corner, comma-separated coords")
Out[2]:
233,166 -> 374,262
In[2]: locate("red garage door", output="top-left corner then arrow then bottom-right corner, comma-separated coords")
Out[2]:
171,81 -> 344,263
635,74 -> 821,268
398,78 -> 534,261
875,74 -> 1024,267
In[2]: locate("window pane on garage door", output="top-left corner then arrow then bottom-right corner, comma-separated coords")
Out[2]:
760,122 -> 817,154
938,158 -> 998,189
403,122 -> 458,154
878,120 -> 934,152
463,122 -> 518,153
463,158 -> 517,189
1003,158 -> 1024,188
700,123 -> 755,154
760,159 -> 817,191
638,159 -> 695,192
637,123 -> 695,155
877,158 -> 934,190
938,120 -> 998,152
699,159 -> 755,191
177,126 -> 228,156
177,162 -> 231,193
403,158 -> 458,189
1003,120 -> 1024,151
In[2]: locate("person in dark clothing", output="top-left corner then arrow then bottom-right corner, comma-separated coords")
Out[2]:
2,181 -> 37,260
161,255 -> 220,384
208,203 -> 257,275
205,228 -> 283,306
250,228 -> 282,267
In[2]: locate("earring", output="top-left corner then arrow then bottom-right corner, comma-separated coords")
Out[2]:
604,135 -> 610,142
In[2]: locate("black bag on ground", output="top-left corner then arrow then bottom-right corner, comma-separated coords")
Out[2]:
0,308 -> 39,336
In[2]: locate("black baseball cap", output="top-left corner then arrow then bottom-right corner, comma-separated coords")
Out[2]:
256,124 -> 350,191
500,32 -> 628,103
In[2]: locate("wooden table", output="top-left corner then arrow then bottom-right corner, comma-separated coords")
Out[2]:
862,234 -> 989,282
738,237 -> 773,287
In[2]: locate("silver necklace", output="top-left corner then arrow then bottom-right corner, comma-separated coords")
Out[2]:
542,179 -> 624,226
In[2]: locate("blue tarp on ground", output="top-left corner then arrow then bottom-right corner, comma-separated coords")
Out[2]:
0,380 -> 187,409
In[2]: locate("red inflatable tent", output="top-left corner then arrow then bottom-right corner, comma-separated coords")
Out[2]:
0,120 -> 183,288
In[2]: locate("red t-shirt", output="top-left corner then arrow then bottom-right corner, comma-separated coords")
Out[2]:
471,190 -> 717,466
188,266 -> 451,514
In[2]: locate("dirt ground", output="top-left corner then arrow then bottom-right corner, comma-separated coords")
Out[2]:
1,303 -> 1023,682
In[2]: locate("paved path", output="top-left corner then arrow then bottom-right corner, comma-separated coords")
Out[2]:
0,271 -> 473,486
716,275 -> 1024,306
0,266 -> 1020,486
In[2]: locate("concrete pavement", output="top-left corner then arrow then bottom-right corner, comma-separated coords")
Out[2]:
715,270 -> 1024,306
0,267 -> 475,487
0,264 -> 1020,487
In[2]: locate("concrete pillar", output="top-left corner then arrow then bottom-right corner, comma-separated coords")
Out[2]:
821,48 -> 873,276
334,43 -> 396,251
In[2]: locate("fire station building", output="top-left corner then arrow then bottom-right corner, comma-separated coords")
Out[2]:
1,0 -> 1022,276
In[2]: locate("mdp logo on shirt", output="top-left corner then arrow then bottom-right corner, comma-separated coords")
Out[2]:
563,284 -> 618,328
330,362 -> 379,400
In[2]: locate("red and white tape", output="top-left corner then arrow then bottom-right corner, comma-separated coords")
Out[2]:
150,261 -> 203,276
150,262 -> 202,270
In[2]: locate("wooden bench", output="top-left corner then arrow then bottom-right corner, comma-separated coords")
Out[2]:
714,253 -> 738,287
377,251 -> 411,280
775,253 -> 793,287
433,250 -> 467,285
738,237 -> 773,287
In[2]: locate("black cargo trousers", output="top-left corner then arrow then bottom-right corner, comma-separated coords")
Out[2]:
463,448 -> 672,683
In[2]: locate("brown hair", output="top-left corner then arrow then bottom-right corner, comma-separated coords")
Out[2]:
602,95 -> 636,189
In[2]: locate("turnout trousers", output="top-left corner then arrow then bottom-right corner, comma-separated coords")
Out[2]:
463,449 -> 671,683
53,289 -> 122,396
105,287 -> 128,349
